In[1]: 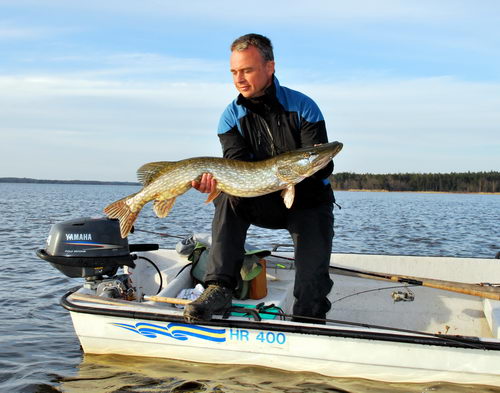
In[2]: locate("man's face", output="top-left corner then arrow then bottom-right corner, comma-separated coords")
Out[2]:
230,45 -> 275,98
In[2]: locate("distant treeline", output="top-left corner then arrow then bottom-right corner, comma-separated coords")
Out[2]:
2,173 -> 499,193
0,177 -> 139,186
331,171 -> 499,193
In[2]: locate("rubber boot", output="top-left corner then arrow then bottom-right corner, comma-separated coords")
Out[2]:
183,284 -> 233,323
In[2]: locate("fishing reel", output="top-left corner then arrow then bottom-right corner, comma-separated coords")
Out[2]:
391,288 -> 415,303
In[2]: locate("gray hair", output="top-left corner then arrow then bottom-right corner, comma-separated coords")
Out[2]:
230,33 -> 274,62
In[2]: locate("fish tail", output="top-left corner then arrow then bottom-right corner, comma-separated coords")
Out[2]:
104,194 -> 139,238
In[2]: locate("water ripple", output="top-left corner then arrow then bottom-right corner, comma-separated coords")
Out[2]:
0,183 -> 498,392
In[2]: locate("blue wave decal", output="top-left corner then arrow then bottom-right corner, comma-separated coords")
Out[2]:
111,322 -> 226,342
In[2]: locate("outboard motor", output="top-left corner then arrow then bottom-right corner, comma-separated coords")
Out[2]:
36,217 -> 158,298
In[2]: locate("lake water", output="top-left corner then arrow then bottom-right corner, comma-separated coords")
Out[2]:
0,183 -> 499,393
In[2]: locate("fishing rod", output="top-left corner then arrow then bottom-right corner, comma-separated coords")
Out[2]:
134,229 -> 500,300
328,265 -> 500,301
235,307 -> 489,350
134,228 -> 186,239
138,294 -> 488,350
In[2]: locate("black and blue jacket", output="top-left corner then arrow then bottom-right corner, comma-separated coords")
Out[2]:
217,76 -> 334,208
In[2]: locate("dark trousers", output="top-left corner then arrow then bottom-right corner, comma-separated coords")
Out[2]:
205,192 -> 334,319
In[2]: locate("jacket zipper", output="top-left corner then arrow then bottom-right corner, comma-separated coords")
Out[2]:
262,117 -> 278,156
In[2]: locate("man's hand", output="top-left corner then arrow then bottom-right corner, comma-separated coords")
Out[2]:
192,173 -> 217,194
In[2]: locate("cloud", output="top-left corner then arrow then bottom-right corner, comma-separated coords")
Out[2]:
0,20 -> 78,41
1,0 -> 499,179
3,50 -> 228,83
79,53 -> 226,81
0,26 -> 39,39
296,77 -> 500,173
0,74 -> 234,180
1,71 -> 498,180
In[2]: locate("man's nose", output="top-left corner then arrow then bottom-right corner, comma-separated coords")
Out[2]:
234,71 -> 245,83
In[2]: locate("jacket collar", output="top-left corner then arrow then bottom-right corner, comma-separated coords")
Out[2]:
236,75 -> 282,112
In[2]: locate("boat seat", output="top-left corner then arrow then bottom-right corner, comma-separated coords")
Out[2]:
155,262 -> 295,316
483,298 -> 500,339
155,264 -> 194,301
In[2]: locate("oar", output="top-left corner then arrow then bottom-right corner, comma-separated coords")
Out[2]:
69,292 -> 192,306
143,295 -> 191,305
329,265 -> 500,301
268,253 -> 500,300
144,268 -> 500,302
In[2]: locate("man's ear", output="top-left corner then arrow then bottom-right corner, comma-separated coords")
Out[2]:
266,60 -> 275,76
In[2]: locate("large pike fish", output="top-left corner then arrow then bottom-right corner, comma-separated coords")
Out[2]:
104,142 -> 343,237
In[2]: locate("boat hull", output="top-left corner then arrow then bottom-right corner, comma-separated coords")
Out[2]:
68,306 -> 500,386
57,249 -> 500,387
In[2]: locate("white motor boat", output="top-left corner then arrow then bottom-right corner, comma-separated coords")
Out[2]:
37,217 -> 500,387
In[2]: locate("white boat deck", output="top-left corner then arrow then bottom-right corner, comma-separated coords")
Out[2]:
125,250 -> 500,339
329,273 -> 493,337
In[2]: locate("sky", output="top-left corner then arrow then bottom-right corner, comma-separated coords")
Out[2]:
1,0 -> 499,181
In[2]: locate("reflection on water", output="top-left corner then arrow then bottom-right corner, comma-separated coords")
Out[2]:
57,354 -> 491,393
0,183 -> 498,392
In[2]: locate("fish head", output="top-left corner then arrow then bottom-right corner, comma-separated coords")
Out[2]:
275,142 -> 343,183
282,142 -> 343,178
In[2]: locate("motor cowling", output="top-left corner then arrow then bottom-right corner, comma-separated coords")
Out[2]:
36,217 -> 135,279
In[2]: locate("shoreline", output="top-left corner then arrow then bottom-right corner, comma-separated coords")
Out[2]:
0,178 -> 138,186
1,180 -> 497,195
344,189 -> 500,195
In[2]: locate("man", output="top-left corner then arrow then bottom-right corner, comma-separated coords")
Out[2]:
184,33 -> 334,323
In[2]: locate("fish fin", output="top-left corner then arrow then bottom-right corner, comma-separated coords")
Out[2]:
104,195 -> 139,238
137,161 -> 176,186
153,198 -> 176,218
205,188 -> 222,204
281,185 -> 295,208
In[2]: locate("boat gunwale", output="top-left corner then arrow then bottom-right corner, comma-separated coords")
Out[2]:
60,289 -> 500,351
